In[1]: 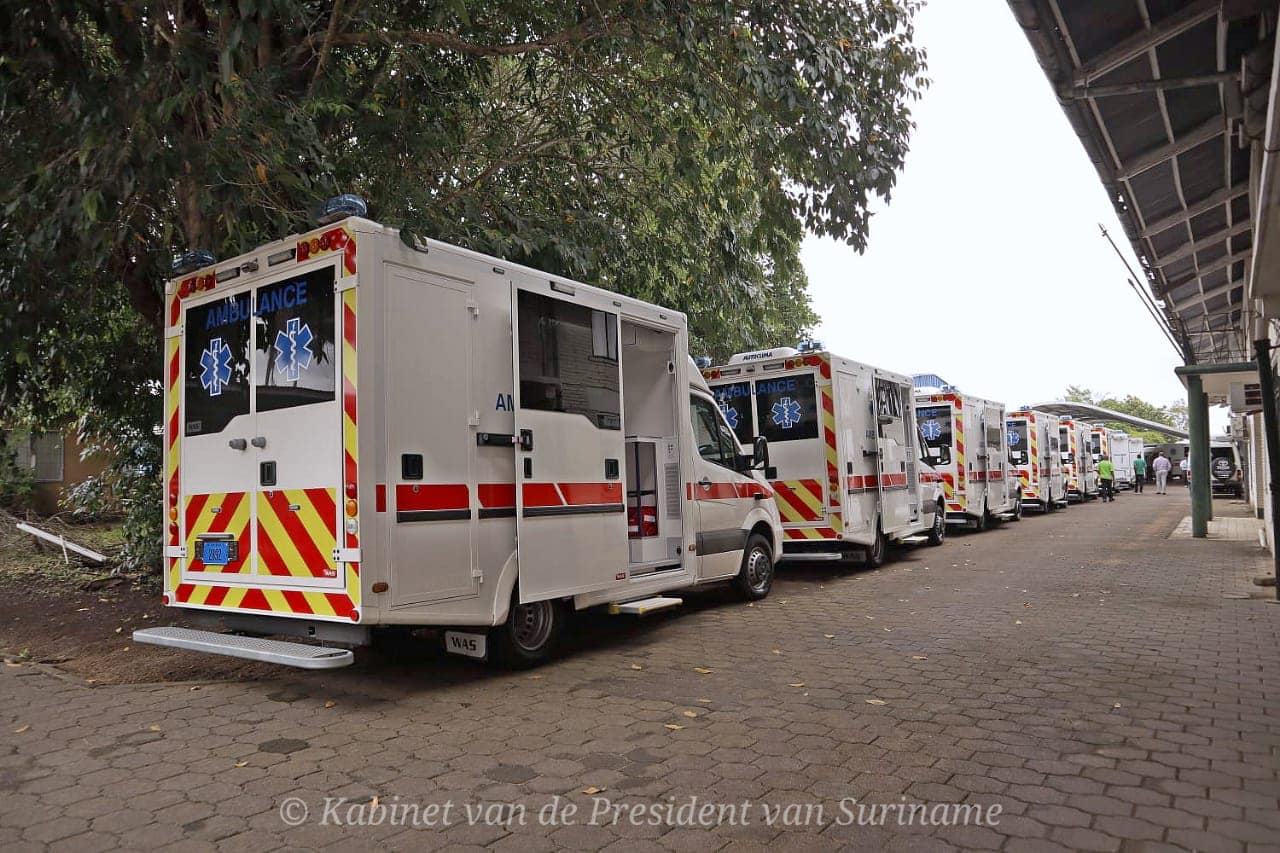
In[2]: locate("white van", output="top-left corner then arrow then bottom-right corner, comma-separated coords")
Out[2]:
134,204 -> 783,669
1007,409 -> 1065,512
702,347 -> 946,565
1060,418 -> 1098,501
914,385 -> 1021,528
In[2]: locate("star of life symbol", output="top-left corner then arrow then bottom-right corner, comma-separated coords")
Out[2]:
199,338 -> 233,397
1007,429 -> 1021,447
719,401 -> 740,429
920,419 -> 942,441
273,317 -> 314,382
771,396 -> 802,429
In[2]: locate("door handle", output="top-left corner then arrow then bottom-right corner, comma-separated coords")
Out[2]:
518,429 -> 533,451
228,438 -> 247,451
250,436 -> 267,448
699,477 -> 712,489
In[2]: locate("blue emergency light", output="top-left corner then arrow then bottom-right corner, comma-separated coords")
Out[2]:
694,356 -> 712,369
172,250 -> 217,276
796,340 -> 824,353
316,194 -> 368,225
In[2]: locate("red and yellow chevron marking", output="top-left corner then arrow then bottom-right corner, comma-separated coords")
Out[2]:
174,583 -> 358,621
784,526 -> 838,540
165,334 -> 181,596
772,479 -> 825,523
257,488 -> 339,578
340,288 -> 361,615
818,371 -> 841,530
184,492 -> 251,573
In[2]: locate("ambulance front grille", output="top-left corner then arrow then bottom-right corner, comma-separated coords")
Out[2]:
664,464 -> 681,518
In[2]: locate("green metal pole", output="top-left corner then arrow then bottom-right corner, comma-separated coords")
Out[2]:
1188,374 -> 1212,537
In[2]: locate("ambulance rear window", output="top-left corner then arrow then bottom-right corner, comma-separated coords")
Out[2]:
711,381 -> 754,445
184,293 -> 252,436
1007,420 -> 1029,466
754,374 -> 818,442
916,406 -> 952,465
254,267 -> 337,412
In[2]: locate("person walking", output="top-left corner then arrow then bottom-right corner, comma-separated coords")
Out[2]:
1153,451 -> 1171,494
1098,455 -> 1115,502
1180,456 -> 1190,487
1132,454 -> 1146,493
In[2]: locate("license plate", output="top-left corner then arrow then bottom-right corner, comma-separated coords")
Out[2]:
199,540 -> 237,566
444,631 -> 487,660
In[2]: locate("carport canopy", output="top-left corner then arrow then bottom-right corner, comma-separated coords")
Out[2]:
1027,401 -> 1189,439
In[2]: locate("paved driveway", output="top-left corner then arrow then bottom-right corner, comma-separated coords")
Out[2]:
2,493 -> 1278,851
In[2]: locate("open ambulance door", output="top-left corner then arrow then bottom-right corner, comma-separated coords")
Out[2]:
511,282 -> 629,602
873,377 -> 911,532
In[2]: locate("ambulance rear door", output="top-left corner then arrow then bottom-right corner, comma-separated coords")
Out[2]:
511,281 -> 628,601
873,375 -> 911,532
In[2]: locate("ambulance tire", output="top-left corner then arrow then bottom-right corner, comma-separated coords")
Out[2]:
1011,493 -> 1023,521
864,525 -> 889,568
733,533 -> 775,601
973,504 -> 988,532
927,502 -> 946,546
490,593 -> 566,669
1046,491 -> 1057,512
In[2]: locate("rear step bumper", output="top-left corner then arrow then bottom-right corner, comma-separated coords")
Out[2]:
133,627 -> 354,669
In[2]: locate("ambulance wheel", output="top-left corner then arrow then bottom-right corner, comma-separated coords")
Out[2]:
865,525 -> 889,568
490,593 -> 565,668
973,504 -> 988,532
1045,491 -> 1056,512
1011,494 -> 1023,520
927,502 -> 946,546
733,534 -> 774,601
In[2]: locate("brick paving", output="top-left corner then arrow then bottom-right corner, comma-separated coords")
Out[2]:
2,492 -> 1279,851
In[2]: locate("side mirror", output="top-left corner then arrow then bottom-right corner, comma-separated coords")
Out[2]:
753,435 -> 770,471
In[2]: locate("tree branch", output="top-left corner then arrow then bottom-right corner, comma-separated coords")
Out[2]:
309,0 -> 347,94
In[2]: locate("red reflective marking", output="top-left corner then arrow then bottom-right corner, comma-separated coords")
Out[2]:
396,484 -> 470,511
344,302 -> 357,349
184,493 -> 211,534
255,523 -> 291,576
261,491 -> 331,577
375,484 -> 387,513
306,487 -> 338,532
282,589 -> 314,615
557,482 -> 623,505
239,588 -> 270,611
203,585 -> 230,607
326,593 -> 354,618
478,483 -> 516,508
522,483 -> 563,507
176,583 -> 196,602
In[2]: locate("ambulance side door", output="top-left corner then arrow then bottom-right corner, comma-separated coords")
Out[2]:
689,393 -> 749,580
873,376 -> 910,532
838,372 -> 874,539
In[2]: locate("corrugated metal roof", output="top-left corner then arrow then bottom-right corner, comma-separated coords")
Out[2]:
1007,0 -> 1277,365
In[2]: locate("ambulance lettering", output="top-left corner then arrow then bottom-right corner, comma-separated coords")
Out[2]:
494,393 -> 514,411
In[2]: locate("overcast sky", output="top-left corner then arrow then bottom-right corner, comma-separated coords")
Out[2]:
799,0 -> 1223,430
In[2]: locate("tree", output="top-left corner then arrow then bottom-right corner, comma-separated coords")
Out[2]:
0,1 -> 928,571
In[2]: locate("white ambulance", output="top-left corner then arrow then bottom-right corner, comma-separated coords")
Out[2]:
913,382 -> 1021,528
1108,430 -> 1134,488
702,346 -> 946,566
1059,418 -> 1098,501
134,201 -> 783,669
1006,409 -> 1065,512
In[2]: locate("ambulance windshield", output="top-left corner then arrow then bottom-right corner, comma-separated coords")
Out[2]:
753,374 -> 818,442
1007,421 -> 1029,466
916,406 -> 952,465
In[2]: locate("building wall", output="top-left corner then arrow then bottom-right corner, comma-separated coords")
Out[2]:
3,428 -> 110,515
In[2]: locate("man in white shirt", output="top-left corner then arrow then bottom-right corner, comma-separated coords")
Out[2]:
1153,452 -> 1172,494
1180,457 -> 1190,488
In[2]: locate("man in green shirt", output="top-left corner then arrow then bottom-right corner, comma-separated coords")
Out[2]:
1132,455 -> 1147,493
1097,456 -> 1115,502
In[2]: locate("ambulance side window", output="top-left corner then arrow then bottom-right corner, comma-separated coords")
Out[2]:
1007,421 -> 1029,465
254,266 -> 337,412
517,291 -> 621,430
184,293 -> 252,436
754,374 -> 819,442
711,381 -> 754,445
916,406 -> 952,465
690,396 -> 736,469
